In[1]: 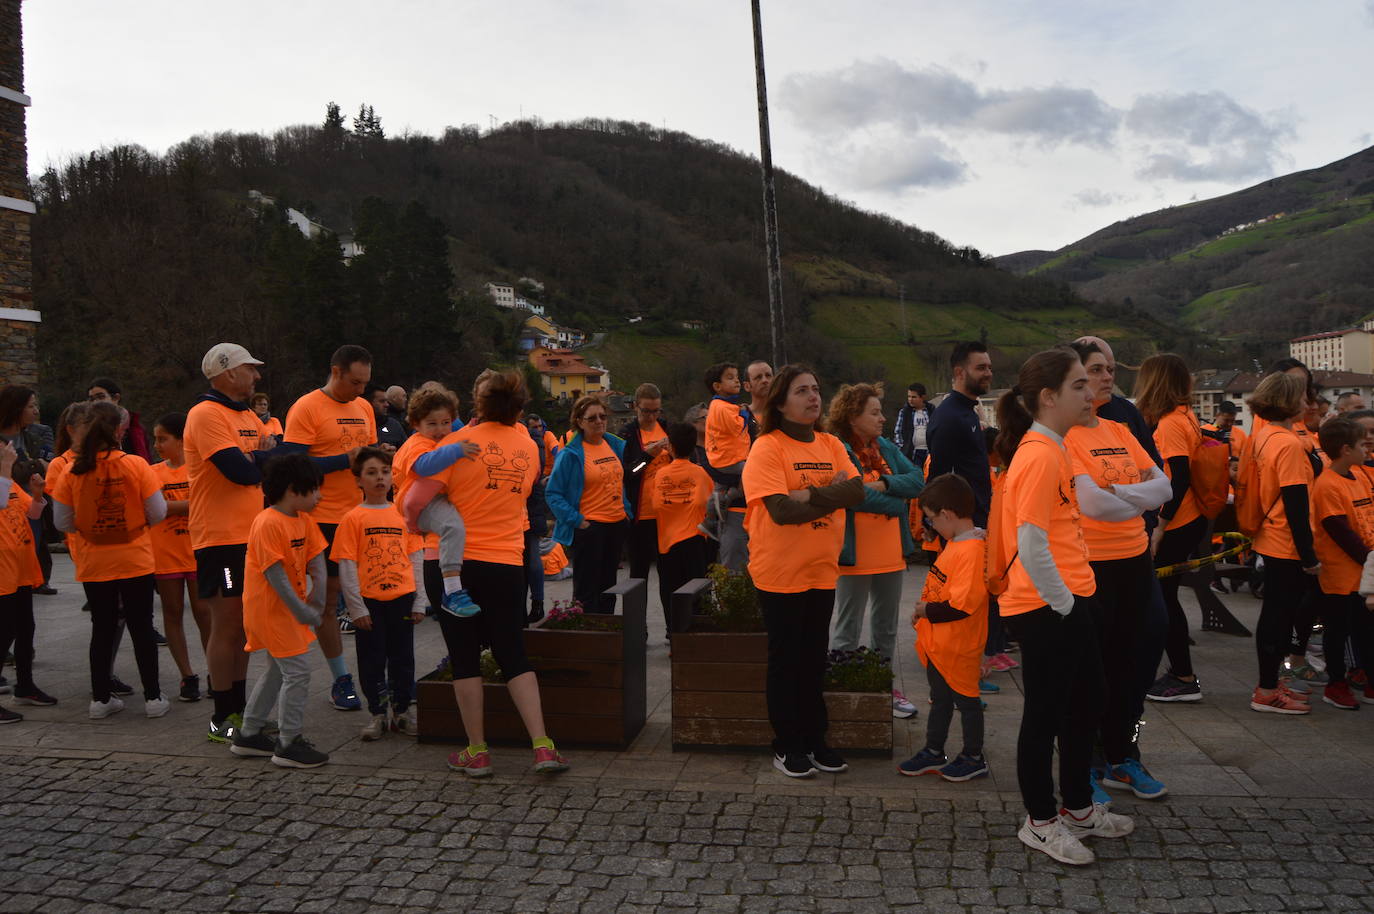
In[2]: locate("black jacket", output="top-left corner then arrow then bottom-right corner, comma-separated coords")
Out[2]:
618,417 -> 672,520
926,390 -> 991,527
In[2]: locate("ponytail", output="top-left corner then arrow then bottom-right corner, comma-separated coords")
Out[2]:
993,349 -> 1082,468
72,401 -> 122,475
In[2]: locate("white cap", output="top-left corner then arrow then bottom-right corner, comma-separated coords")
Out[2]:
202,343 -> 264,379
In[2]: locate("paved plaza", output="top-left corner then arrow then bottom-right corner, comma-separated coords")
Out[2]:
4,555 -> 1374,912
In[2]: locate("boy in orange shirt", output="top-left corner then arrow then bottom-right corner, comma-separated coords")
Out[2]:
649,423 -> 714,634
899,474 -> 989,782
229,455 -> 330,769
703,362 -> 752,570
1311,418 -> 1374,710
332,448 -> 425,740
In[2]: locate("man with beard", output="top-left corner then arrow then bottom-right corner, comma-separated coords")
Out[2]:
927,342 -> 994,527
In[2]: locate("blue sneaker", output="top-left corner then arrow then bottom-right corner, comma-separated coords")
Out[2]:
440,588 -> 482,618
978,679 -> 1000,694
330,674 -> 362,711
1104,757 -> 1168,799
938,753 -> 989,782
1091,770 -> 1112,806
897,747 -> 947,777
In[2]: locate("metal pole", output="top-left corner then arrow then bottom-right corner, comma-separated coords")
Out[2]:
751,0 -> 785,367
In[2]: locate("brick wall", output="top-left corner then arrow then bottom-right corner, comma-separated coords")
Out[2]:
0,0 -> 38,388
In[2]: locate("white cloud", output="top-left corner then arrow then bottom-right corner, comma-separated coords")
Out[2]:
1126,91 -> 1295,181
1072,188 -> 1127,208
839,135 -> 969,191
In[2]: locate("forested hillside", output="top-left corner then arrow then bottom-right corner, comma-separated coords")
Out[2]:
33,111 -> 1164,421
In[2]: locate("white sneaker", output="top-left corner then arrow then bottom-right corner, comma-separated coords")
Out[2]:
1060,803 -> 1135,839
394,706 -> 418,736
360,713 -> 387,741
1018,816 -> 1095,865
891,690 -> 918,719
145,696 -> 170,719
88,696 -> 125,719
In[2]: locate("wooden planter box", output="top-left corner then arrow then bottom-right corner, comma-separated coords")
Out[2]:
668,582 -> 892,754
417,578 -> 648,748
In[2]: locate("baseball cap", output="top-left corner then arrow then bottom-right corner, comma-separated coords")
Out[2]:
202,343 -> 264,379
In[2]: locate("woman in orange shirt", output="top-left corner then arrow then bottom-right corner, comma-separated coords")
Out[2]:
1246,372 -> 1319,713
742,365 -> 866,779
52,401 -> 170,720
994,349 -> 1131,866
0,440 -> 50,720
1135,354 -> 1207,702
546,396 -> 630,614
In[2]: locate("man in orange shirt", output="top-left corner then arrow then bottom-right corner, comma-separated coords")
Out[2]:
619,382 -> 673,584
283,344 -> 377,712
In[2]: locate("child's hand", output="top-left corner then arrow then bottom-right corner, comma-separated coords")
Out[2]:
0,442 -> 16,474
25,472 -> 45,498
1366,595 -> 1374,611
410,611 -> 425,624
911,602 -> 926,625
354,615 -> 373,631
460,441 -> 482,459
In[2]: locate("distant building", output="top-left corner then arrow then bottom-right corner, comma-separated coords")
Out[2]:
528,346 -> 606,397
680,319 -> 706,331
1290,326 -> 1374,373
485,282 -> 517,309
1191,369 -> 1246,422
247,191 -> 364,261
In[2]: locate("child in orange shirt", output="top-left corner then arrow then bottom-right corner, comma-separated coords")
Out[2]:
703,362 -> 752,570
0,442 -> 50,721
899,474 -> 989,782
649,423 -> 714,634
229,454 -> 329,769
332,448 -> 424,740
150,412 -> 212,703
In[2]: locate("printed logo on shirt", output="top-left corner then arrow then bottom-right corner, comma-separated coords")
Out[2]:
480,441 -> 534,492
237,428 -> 260,439
290,537 -> 306,549
1088,447 -> 1128,458
162,481 -> 189,495
656,477 -> 698,505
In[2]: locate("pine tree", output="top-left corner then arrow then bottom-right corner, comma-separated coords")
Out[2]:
352,104 -> 384,139
324,102 -> 344,133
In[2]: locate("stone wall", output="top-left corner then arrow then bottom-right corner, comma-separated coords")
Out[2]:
0,0 -> 38,388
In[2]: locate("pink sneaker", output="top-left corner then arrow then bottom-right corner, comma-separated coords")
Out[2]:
447,747 -> 494,777
532,744 -> 570,773
990,653 -> 1019,672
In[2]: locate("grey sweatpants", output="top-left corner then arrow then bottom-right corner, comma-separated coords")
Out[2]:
419,496 -> 466,575
241,652 -> 312,743
831,570 -> 905,664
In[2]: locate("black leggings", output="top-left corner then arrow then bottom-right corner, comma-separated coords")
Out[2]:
85,575 -> 160,702
0,587 -> 36,692
422,558 -> 444,616
571,519 -> 626,613
1320,592 -> 1371,685
759,588 -> 834,757
925,662 -> 983,757
1153,516 -> 1206,678
1256,555 -> 1312,689
1090,552 -> 1153,764
437,561 -> 531,681
658,536 -> 706,633
628,518 -> 658,580
1005,599 -> 1106,821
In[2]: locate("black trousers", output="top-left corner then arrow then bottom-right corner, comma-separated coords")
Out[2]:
1256,555 -> 1309,689
85,575 -> 159,702
1090,551 -> 1154,764
437,561 -> 531,681
1320,591 -> 1371,685
0,587 -> 36,692
1005,599 -> 1106,821
925,662 -> 984,757
759,588 -> 834,756
1154,515 -> 1207,677
571,519 -> 626,614
422,558 -> 443,616
658,536 -> 706,633
628,518 -> 658,581
354,593 -> 416,715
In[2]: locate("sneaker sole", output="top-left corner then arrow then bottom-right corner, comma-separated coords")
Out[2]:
271,755 -> 328,769
449,765 -> 494,777
939,769 -> 989,782
1145,691 -> 1202,702
1017,827 -> 1094,865
1102,778 -> 1168,800
361,731 -> 385,741
89,707 -> 124,720
178,695 -> 201,703
1250,701 -> 1309,714
897,766 -> 943,777
12,696 -> 57,706
1321,696 -> 1359,710
533,762 -> 569,773
0,715 -> 21,724
229,745 -> 275,757
330,701 -> 362,711
810,762 -> 848,774
773,758 -> 817,778
146,708 -> 170,719
892,708 -> 918,719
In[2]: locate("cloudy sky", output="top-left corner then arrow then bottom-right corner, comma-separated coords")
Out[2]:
22,0 -> 1374,255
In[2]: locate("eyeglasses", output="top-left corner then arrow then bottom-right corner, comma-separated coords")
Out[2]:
583,414 -> 608,423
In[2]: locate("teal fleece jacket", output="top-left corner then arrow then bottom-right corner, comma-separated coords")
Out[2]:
838,436 -> 925,567
546,431 -> 631,546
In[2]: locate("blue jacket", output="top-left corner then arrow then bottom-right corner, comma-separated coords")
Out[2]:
838,436 -> 925,567
546,431 -> 631,546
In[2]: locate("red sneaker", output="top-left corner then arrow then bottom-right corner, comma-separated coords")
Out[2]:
1323,681 -> 1360,710
1348,668 -> 1369,689
1364,685 -> 1374,705
1250,686 -> 1310,715
532,744 -> 569,773
447,747 -> 493,777
990,652 -> 1019,672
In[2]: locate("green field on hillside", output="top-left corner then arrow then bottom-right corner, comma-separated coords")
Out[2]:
1182,284 -> 1257,325
586,333 -> 711,407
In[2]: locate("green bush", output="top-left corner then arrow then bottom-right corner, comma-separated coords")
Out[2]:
823,647 -> 893,692
699,563 -> 764,632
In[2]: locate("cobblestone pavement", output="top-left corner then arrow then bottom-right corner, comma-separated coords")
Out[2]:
5,751 -> 1374,914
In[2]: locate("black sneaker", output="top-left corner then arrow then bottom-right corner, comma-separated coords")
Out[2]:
0,705 -> 21,724
178,675 -> 201,702
230,729 -> 276,758
773,752 -> 817,778
152,628 -> 168,646
108,676 -> 135,697
339,618 -> 356,634
0,675 -> 10,695
527,601 -> 545,626
809,746 -> 849,773
12,688 -> 57,706
272,735 -> 329,769
33,585 -> 57,595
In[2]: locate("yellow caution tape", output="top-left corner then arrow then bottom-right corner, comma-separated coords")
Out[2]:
1154,531 -> 1252,579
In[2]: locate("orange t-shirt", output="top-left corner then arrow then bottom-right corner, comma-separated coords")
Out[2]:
1065,418 -> 1152,561
393,432 -> 440,551
1153,405 -> 1202,532
742,430 -> 851,593
284,389 -> 377,525
149,461 -> 195,574
243,507 -> 326,657
635,426 -> 672,521
998,431 -> 1096,616
1251,424 -> 1315,561
45,450 -> 79,568
914,535 -> 989,698
705,398 -> 750,470
434,422 -> 538,566
841,451 -> 905,576
649,457 -> 713,553
329,502 -> 420,600
0,482 -> 43,595
184,399 -> 264,549
579,438 -> 626,523
53,452 -> 160,583
1311,468 -> 1374,594
540,430 -> 559,479
259,416 -> 283,439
